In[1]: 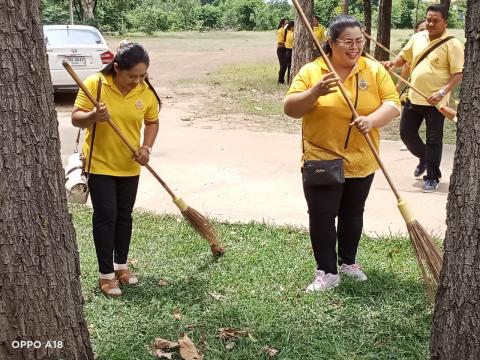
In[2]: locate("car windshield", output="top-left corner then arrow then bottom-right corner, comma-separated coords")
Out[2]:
44,29 -> 103,46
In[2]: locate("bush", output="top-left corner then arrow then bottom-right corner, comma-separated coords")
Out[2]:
195,4 -> 222,29
126,7 -> 169,34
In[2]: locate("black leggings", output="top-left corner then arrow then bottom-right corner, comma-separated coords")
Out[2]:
277,47 -> 287,84
285,48 -> 292,84
303,173 -> 374,274
400,100 -> 445,181
88,174 -> 139,274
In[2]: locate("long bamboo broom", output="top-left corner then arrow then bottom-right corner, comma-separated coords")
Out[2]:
63,62 -> 225,256
291,0 -> 442,299
362,31 -> 457,122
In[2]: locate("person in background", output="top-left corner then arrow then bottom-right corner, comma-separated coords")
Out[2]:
397,19 -> 427,151
285,21 -> 295,84
284,15 -> 400,292
276,18 -> 288,84
383,4 -> 464,192
72,43 -> 161,297
313,15 -> 327,44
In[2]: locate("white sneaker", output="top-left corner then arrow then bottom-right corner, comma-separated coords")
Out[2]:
339,263 -> 368,281
306,270 -> 340,292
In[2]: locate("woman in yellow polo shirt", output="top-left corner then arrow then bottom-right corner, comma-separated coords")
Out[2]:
72,43 -> 161,297
276,18 -> 288,84
285,21 -> 295,83
284,15 -> 400,292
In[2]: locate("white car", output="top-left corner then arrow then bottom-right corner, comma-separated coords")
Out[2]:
43,25 -> 114,92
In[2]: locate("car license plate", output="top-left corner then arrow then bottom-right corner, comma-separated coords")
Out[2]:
65,56 -> 86,66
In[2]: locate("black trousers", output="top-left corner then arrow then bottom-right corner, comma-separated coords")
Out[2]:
285,48 -> 292,84
88,174 -> 139,274
277,47 -> 287,84
400,100 -> 445,181
303,174 -> 374,274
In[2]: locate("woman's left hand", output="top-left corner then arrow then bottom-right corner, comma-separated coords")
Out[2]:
351,115 -> 374,134
133,147 -> 150,166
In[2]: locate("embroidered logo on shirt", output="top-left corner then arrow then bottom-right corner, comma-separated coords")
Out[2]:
135,100 -> 144,110
358,79 -> 368,91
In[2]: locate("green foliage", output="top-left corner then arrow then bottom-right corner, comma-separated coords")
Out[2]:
40,0 -> 70,24
391,0 -> 415,28
314,0 -> 341,27
126,7 -> 169,34
195,4 -> 222,29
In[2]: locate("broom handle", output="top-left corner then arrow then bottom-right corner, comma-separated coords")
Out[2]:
63,61 -> 177,200
292,0 -> 401,200
362,32 -> 457,115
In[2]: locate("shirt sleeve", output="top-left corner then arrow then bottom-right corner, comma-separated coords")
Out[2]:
276,29 -> 284,43
376,65 -> 401,106
399,36 -> 414,65
74,74 -> 100,111
286,65 -> 312,95
144,91 -> 160,122
448,39 -> 465,74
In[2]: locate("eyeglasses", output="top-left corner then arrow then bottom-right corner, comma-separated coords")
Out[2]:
335,37 -> 366,48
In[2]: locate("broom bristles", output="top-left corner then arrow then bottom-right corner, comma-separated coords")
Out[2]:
181,206 -> 225,256
406,220 -> 443,300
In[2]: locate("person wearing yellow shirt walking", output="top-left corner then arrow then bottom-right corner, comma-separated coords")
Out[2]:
284,15 -> 400,292
285,21 -> 295,83
383,4 -> 464,193
276,18 -> 288,84
72,42 -> 161,297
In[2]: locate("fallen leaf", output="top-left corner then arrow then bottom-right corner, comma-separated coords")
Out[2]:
153,349 -> 173,359
165,95 -> 173,99
218,327 -> 248,340
254,106 -> 263,111
181,117 -> 192,122
153,338 -> 179,350
173,309 -> 182,320
208,292 -> 225,301
178,333 -> 202,360
251,88 -> 258,92
127,258 -> 138,265
197,333 -> 207,353
158,279 -> 168,287
262,346 -> 279,357
225,341 -> 235,350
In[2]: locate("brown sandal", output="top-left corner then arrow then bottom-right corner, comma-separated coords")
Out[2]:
115,269 -> 139,285
99,278 -> 122,297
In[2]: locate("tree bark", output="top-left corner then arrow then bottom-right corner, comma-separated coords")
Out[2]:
363,0 -> 372,53
375,0 -> 392,61
291,0 -> 314,82
430,1 -> 480,359
440,0 -> 451,13
0,1 -> 93,359
81,0 -> 95,21
343,0 -> 349,14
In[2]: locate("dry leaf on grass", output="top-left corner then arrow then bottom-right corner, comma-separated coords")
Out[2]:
262,346 -> 279,358
153,338 -> 179,350
173,309 -> 182,320
127,258 -> 138,265
208,292 -> 225,301
225,341 -> 236,350
158,279 -> 168,287
178,333 -> 202,360
218,327 -> 248,340
152,349 -> 173,359
197,333 -> 207,353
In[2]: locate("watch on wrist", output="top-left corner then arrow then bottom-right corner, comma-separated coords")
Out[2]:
439,89 -> 446,97
141,145 -> 152,154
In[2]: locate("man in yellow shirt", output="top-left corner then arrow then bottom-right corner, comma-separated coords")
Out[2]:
384,4 -> 464,193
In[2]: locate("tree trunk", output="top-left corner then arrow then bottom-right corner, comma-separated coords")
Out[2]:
440,0 -> 451,13
0,1 -> 94,359
291,0 -> 314,82
375,0 -> 392,61
430,1 -> 480,359
363,0 -> 372,53
343,0 -> 349,14
81,0 -> 95,21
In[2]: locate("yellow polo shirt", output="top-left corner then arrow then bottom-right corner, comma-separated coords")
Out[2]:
285,30 -> 294,49
74,73 -> 159,177
313,25 -> 326,43
399,30 -> 464,106
276,28 -> 286,47
286,57 -> 400,178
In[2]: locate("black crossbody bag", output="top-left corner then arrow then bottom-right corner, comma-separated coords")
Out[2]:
302,74 -> 359,187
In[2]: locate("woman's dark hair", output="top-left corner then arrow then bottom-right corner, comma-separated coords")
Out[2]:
286,20 -> 294,30
414,19 -> 426,31
277,18 -> 287,29
101,42 -> 161,109
322,15 -> 364,55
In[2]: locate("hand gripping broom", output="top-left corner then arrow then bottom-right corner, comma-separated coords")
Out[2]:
291,0 -> 442,299
362,31 -> 458,123
63,62 -> 225,256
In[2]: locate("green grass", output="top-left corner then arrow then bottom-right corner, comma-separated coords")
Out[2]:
72,205 -> 433,360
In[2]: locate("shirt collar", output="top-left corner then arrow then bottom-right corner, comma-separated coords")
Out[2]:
316,56 -> 367,79
99,73 -> 145,97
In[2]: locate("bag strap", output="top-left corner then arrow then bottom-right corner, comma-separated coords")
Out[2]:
411,36 -> 454,71
85,76 -> 102,179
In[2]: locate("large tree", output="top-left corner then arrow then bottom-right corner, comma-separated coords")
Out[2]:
363,0 -> 372,53
0,1 -> 93,359
291,0 -> 314,82
440,0 -> 451,13
375,0 -> 392,61
430,0 -> 480,358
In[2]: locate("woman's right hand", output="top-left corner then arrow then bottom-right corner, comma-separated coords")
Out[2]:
92,103 -> 109,122
312,72 -> 340,97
